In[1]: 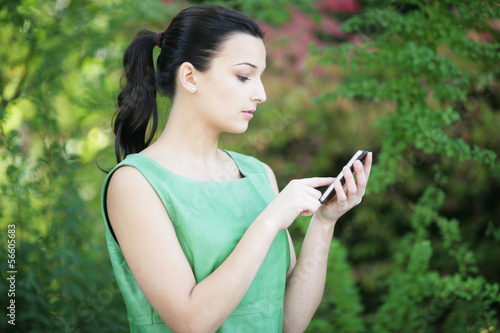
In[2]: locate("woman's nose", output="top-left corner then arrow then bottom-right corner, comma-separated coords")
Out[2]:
252,80 -> 267,104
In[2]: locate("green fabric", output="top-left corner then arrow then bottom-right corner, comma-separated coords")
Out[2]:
101,150 -> 290,332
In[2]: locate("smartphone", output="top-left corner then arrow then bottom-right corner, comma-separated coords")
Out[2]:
319,150 -> 369,205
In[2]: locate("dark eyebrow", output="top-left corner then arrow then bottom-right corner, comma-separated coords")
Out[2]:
233,62 -> 258,69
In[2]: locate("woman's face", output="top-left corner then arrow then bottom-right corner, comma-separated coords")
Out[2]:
194,32 -> 267,134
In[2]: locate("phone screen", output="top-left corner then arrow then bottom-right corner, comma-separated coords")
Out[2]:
319,150 -> 368,205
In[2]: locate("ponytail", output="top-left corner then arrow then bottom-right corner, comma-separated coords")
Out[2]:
114,29 -> 158,163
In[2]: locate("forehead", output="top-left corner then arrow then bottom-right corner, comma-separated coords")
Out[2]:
212,33 -> 266,70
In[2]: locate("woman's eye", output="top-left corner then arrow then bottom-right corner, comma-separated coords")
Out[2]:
237,75 -> 249,82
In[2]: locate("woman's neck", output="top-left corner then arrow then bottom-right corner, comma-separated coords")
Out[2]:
159,103 -> 220,156
139,103 -> 240,181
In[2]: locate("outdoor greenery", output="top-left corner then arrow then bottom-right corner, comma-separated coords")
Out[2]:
0,0 -> 499,332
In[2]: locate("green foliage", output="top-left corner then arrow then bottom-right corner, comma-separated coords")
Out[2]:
307,0 -> 500,331
189,0 -> 316,24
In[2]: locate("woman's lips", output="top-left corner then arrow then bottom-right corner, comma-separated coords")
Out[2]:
242,110 -> 255,119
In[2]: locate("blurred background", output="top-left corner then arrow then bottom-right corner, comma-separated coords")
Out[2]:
1,0 -> 499,332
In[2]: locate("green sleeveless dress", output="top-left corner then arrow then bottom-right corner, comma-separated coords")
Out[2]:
101,150 -> 290,332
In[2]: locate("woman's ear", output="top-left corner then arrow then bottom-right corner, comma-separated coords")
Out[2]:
177,62 -> 198,93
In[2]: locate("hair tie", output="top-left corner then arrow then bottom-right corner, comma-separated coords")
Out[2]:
155,31 -> 164,48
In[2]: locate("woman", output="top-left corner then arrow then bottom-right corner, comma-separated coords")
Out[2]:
102,5 -> 372,333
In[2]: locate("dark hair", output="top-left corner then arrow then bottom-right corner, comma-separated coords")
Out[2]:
113,5 -> 264,163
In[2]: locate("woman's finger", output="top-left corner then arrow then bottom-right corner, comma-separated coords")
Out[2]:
298,194 -> 323,215
363,152 -> 373,179
305,186 -> 323,201
353,160 -> 367,196
343,165 -> 358,201
333,178 -> 347,203
299,177 -> 335,189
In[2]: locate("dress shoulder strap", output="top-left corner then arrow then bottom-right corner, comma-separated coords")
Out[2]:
103,153 -> 175,199
101,154 -> 176,244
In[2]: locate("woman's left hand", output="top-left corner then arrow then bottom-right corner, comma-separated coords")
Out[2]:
315,152 -> 373,223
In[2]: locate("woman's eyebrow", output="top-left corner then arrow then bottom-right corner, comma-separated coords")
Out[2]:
233,62 -> 257,69
233,62 -> 267,72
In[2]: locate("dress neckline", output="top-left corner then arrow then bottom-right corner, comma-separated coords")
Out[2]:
134,149 -> 248,184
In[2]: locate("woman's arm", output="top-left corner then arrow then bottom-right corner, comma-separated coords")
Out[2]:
265,154 -> 372,333
263,163 -> 297,279
282,214 -> 335,333
107,166 -> 332,333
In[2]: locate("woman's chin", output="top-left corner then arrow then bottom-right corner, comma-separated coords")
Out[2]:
225,123 -> 250,135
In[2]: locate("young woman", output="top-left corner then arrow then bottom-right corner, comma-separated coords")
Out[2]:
102,5 -> 372,333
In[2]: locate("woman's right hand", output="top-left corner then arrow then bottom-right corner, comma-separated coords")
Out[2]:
259,177 -> 335,232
